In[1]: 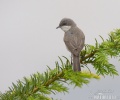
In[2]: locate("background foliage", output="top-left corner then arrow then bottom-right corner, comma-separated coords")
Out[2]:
0,29 -> 120,100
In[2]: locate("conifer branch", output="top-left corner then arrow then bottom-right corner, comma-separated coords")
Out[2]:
0,29 -> 120,100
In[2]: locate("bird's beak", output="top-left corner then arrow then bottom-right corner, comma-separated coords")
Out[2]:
56,26 -> 60,29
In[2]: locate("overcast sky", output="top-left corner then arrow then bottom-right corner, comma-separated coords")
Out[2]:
0,0 -> 120,100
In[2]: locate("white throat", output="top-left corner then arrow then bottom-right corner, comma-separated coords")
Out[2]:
61,26 -> 71,32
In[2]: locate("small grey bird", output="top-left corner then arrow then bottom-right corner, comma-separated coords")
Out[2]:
56,18 -> 85,71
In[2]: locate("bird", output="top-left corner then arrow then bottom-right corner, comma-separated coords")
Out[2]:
56,18 -> 85,71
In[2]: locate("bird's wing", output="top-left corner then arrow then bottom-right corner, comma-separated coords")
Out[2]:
64,40 -> 79,56
64,29 -> 85,56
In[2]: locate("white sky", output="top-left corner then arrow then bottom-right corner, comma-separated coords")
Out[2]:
0,0 -> 120,100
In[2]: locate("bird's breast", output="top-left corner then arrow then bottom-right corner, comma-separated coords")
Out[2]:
64,31 -> 73,42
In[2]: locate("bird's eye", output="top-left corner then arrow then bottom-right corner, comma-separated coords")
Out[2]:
62,23 -> 66,26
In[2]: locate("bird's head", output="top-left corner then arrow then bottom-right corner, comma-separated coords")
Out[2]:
56,18 -> 76,32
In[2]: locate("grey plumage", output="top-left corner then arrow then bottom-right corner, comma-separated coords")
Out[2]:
57,18 -> 85,71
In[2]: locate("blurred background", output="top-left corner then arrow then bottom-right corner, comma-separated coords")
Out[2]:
0,0 -> 120,99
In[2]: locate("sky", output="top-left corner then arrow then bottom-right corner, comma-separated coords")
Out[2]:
0,0 -> 120,100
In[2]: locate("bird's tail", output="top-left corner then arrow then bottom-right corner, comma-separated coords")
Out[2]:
73,55 -> 81,71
